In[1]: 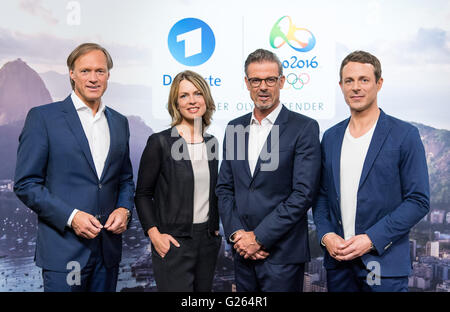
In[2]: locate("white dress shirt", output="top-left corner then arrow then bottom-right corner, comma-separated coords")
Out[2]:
228,103 -> 282,242
248,103 -> 282,176
339,120 -> 377,240
67,91 -> 111,227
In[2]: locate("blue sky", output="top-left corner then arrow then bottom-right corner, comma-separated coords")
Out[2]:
1,0 -> 449,130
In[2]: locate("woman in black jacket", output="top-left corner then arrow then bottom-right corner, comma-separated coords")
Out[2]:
135,70 -> 221,292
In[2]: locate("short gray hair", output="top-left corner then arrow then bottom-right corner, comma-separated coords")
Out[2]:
244,49 -> 283,76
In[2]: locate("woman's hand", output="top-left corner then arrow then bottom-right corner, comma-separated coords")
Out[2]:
148,227 -> 180,258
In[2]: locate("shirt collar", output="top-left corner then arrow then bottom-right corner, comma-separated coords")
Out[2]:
251,103 -> 283,125
71,91 -> 106,115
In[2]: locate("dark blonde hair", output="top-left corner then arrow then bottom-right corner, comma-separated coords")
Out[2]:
340,50 -> 382,83
67,43 -> 113,90
167,70 -> 215,129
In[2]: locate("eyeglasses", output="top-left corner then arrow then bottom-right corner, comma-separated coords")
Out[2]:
247,76 -> 282,88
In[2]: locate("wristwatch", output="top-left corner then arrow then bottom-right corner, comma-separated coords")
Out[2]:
125,209 -> 131,223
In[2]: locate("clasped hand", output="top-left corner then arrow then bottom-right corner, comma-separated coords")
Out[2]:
323,233 -> 373,261
232,230 -> 269,260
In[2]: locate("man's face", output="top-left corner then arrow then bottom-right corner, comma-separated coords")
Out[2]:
245,61 -> 285,112
69,49 -> 110,106
339,61 -> 383,113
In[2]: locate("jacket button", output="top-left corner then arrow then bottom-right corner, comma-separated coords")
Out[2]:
99,184 -> 102,189
338,220 -> 342,225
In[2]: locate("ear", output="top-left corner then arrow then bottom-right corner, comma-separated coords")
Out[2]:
69,69 -> 75,80
279,75 -> 285,89
244,76 -> 251,91
377,77 -> 383,91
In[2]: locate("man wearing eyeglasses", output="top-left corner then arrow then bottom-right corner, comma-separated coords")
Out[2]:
216,49 -> 321,291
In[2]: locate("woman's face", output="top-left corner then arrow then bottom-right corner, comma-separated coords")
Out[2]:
177,79 -> 207,123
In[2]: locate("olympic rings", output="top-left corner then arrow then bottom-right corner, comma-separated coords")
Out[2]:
285,73 -> 310,90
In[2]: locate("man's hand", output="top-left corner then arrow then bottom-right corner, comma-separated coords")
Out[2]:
230,230 -> 245,243
335,234 -> 373,261
322,233 -> 346,260
148,227 -> 180,258
71,210 -> 103,239
233,231 -> 267,259
104,207 -> 129,234
249,249 -> 270,260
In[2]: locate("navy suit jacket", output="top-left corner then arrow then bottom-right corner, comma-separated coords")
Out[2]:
216,105 -> 321,264
313,109 -> 429,276
14,95 -> 135,272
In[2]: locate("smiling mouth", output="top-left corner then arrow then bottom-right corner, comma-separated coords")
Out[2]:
258,94 -> 270,101
86,85 -> 100,91
187,107 -> 200,113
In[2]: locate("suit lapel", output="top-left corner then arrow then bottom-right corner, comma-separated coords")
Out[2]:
242,114 -> 252,179
99,107 -> 116,182
251,105 -> 288,180
358,110 -> 391,189
332,119 -> 349,198
205,134 -> 218,199
61,96 -> 98,179
169,126 -> 193,171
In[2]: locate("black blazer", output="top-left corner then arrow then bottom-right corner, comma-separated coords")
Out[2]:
135,127 -> 219,237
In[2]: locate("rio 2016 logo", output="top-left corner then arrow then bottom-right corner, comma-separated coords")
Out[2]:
270,16 -> 316,53
168,18 -> 215,66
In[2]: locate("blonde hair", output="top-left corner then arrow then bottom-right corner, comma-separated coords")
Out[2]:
167,70 -> 216,129
67,43 -> 113,90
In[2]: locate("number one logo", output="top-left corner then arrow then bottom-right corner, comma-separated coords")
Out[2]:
168,18 -> 215,66
177,27 -> 202,58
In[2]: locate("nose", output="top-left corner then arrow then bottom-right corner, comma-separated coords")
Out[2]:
351,81 -> 361,91
188,94 -> 197,104
88,71 -> 98,82
259,80 -> 269,90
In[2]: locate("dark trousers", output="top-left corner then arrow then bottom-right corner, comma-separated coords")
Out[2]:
42,238 -> 118,292
326,258 -> 408,292
234,254 -> 305,292
151,222 -> 221,292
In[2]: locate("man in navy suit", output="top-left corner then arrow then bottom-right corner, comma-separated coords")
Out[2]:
216,49 -> 321,291
14,43 -> 135,292
313,51 -> 429,292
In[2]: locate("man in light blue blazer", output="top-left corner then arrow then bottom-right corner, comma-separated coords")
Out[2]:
216,49 -> 321,291
14,43 -> 135,292
313,51 -> 429,291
